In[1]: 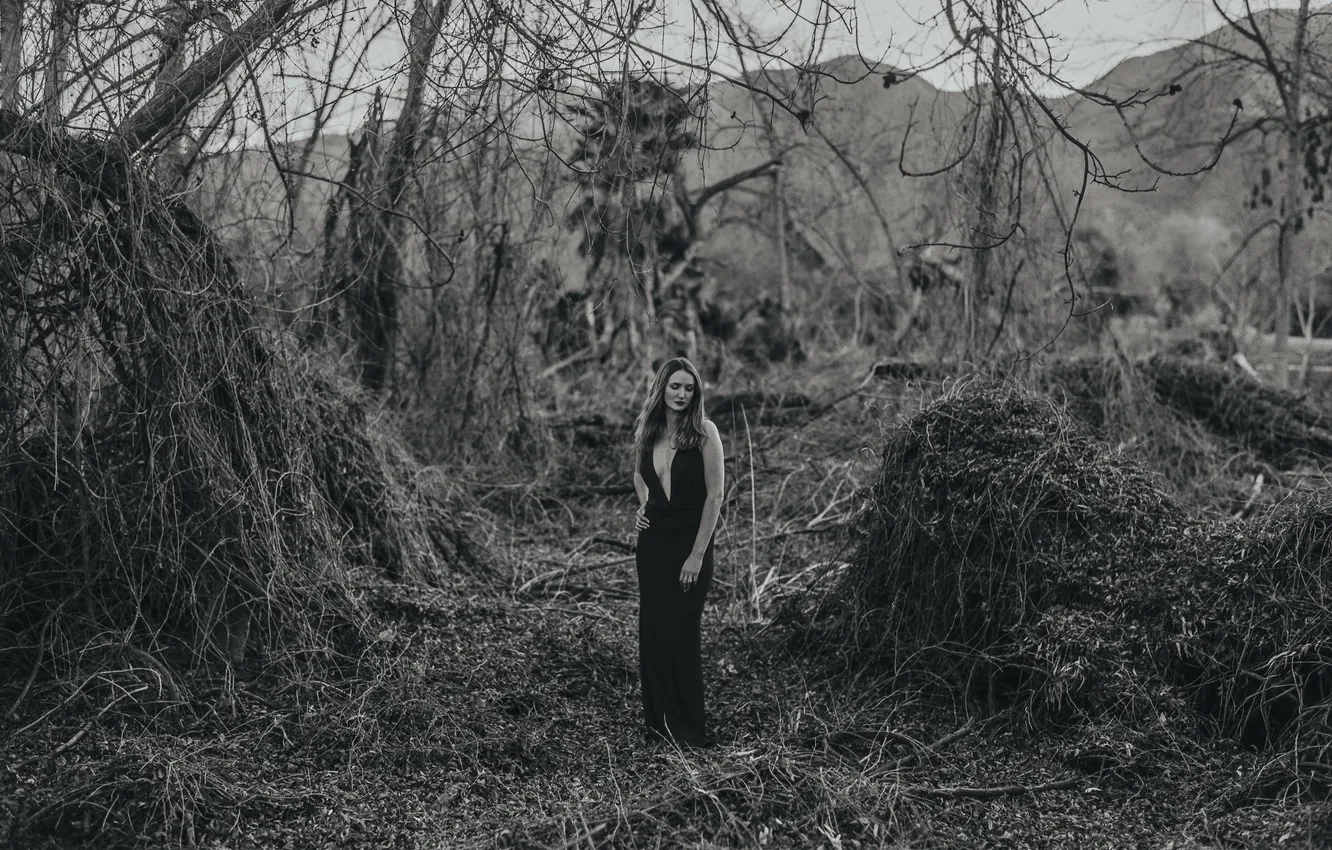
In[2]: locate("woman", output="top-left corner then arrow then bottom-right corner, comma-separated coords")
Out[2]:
631,357 -> 724,748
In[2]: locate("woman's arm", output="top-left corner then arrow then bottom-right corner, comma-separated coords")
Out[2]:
689,420 -> 725,557
633,468 -> 648,508
634,467 -> 651,531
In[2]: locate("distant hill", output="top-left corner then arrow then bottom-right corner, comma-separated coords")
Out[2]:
193,5 -> 1332,323
689,4 -> 1332,319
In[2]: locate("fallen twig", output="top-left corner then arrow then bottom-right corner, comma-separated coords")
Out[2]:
555,485 -> 636,498
889,717 -> 976,771
591,536 -> 635,553
537,603 -> 628,626
539,349 -> 595,379
517,554 -> 636,594
554,818 -> 607,850
751,519 -> 850,546
13,684 -> 152,772
913,776 -> 1080,800
804,727 -> 925,759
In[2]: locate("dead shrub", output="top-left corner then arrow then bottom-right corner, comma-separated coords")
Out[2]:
802,380 -> 1332,789
1038,355 -> 1315,515
0,127 -> 480,699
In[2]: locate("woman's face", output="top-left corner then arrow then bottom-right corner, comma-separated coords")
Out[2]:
663,369 -> 696,414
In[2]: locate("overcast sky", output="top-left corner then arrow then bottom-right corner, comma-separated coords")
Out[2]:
643,0 -> 1316,90
275,1 -> 1316,141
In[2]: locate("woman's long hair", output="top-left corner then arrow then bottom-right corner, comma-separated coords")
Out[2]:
632,357 -> 708,462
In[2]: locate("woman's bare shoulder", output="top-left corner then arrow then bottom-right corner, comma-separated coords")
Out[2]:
702,419 -> 721,441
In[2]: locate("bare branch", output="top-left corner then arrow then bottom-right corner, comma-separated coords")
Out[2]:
119,0 -> 310,150
686,157 -> 780,220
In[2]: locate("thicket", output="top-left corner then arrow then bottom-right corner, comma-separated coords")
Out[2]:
1038,354 -> 1332,514
804,378 -> 1332,797
0,129 -> 483,707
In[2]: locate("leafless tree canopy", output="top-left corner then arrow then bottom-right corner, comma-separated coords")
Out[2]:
0,0 -> 904,670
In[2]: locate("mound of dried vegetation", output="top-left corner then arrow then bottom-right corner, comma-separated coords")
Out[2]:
805,380 -> 1332,798
1038,355 -> 1332,514
0,132 -> 482,704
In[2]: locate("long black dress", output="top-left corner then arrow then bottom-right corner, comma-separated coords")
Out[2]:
636,443 -> 715,747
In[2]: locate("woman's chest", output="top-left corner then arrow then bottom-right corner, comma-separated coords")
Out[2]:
650,443 -> 702,502
651,442 -> 678,486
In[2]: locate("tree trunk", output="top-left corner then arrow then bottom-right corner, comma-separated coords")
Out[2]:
43,0 -> 73,123
307,131 -> 372,347
120,0 -> 300,150
350,0 -> 451,393
774,167 -> 791,319
0,0 -> 22,111
968,0 -> 1009,362
1274,0 -> 1312,387
459,224 -> 507,436
152,0 -> 199,185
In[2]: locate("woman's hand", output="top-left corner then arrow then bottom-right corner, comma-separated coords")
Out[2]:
679,553 -> 703,591
635,503 -> 650,531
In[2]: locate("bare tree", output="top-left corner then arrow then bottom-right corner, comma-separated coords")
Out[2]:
7,0 -> 1263,380
1201,0 -> 1322,385
343,0 -> 449,392
874,1 -> 1096,361
271,0 -> 885,390
1032,1 -> 1332,382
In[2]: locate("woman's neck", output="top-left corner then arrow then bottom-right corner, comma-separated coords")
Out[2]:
664,410 -> 682,435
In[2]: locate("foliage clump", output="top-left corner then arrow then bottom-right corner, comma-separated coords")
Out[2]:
300,372 -> 488,583
1043,354 -> 1332,470
1037,354 -> 1332,516
807,381 -> 1332,791
0,151 -> 478,689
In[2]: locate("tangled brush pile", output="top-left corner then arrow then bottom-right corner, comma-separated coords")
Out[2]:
1144,354 -> 1332,465
808,380 -> 1332,791
1043,354 -> 1332,467
299,371 -> 487,583
1040,355 -> 1332,510
815,384 -> 1183,716
0,119 -> 481,693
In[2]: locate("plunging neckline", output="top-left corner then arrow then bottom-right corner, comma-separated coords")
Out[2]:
652,442 -> 678,504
